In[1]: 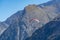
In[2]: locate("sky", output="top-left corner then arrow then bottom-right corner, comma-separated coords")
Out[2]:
0,0 -> 50,22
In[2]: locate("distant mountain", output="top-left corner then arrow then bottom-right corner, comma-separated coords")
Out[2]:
0,0 -> 60,40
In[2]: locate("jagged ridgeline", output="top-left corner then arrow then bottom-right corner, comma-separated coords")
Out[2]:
0,0 -> 60,40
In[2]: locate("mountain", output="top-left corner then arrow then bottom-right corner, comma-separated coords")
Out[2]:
0,22 -> 9,36
25,16 -> 60,40
39,0 -> 60,13
25,21 -> 60,40
0,0 -> 60,40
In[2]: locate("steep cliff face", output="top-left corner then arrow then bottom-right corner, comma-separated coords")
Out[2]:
0,0 -> 60,40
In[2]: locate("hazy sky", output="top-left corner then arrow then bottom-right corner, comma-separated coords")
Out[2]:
0,0 -> 50,22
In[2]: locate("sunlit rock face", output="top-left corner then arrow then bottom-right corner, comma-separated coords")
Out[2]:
0,0 -> 60,40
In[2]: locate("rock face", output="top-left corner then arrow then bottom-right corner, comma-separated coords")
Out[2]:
26,21 -> 60,40
25,16 -> 60,40
0,0 -> 60,40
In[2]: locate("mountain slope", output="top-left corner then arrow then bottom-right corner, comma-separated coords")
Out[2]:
0,22 -> 9,36
25,17 -> 60,40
